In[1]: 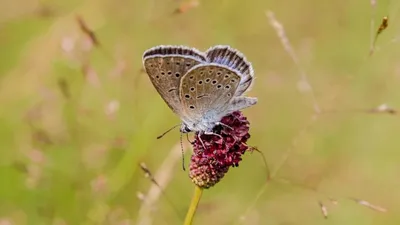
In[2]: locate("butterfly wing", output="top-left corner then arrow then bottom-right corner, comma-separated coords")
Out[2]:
143,45 -> 206,114
205,45 -> 254,96
179,64 -> 241,120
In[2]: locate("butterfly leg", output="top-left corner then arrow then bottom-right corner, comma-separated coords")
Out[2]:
197,131 -> 223,151
213,123 -> 242,142
186,133 -> 194,144
215,121 -> 233,130
203,131 -> 223,140
197,132 -> 207,150
204,131 -> 241,145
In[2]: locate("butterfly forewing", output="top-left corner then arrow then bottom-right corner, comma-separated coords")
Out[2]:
179,64 -> 241,117
143,46 -> 206,114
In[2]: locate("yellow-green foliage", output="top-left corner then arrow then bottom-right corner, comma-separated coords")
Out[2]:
1,0 -> 400,224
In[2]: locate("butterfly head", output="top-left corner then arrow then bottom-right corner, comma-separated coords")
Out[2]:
180,118 -> 217,134
180,121 -> 211,133
180,123 -> 192,133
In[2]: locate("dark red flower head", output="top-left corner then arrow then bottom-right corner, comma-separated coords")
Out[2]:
189,111 -> 252,189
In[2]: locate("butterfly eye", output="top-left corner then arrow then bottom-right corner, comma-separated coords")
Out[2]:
156,75 -> 160,79
208,70 -> 213,74
161,71 -> 165,75
217,84 -> 222,89
227,93 -> 231,97
224,75 -> 229,78
212,80 -> 217,85
200,71 -> 204,75
185,94 -> 190,99
189,105 -> 195,109
176,62 -> 181,65
183,126 -> 191,133
190,87 -> 195,92
198,80 -> 203,85
175,73 -> 180,77
205,78 -> 210,83
186,62 -> 191,67
225,85 -> 230,89
217,71 -> 222,75
189,76 -> 194,80
167,71 -> 172,75
231,79 -> 236,83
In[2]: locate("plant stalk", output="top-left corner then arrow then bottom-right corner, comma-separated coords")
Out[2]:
184,185 -> 203,225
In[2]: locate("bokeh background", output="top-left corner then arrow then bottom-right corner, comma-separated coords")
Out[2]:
1,0 -> 400,224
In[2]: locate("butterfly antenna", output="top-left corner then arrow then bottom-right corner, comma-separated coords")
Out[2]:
180,131 -> 186,171
157,124 -> 180,139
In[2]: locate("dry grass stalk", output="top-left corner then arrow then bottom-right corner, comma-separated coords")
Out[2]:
350,198 -> 387,213
266,10 -> 321,114
136,141 -> 189,225
318,201 -> 328,219
76,15 -> 100,47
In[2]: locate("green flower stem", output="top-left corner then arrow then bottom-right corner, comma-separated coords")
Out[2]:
184,185 -> 203,225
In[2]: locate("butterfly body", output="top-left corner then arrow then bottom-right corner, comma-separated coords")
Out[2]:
143,45 -> 257,133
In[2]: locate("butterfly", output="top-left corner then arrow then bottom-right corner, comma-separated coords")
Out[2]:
142,45 -> 257,135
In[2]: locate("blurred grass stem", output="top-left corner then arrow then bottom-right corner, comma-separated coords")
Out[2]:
184,185 -> 203,225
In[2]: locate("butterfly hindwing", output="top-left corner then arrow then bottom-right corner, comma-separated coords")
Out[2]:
179,64 -> 241,118
205,45 -> 254,96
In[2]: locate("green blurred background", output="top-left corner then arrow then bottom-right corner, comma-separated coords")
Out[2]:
1,0 -> 400,224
